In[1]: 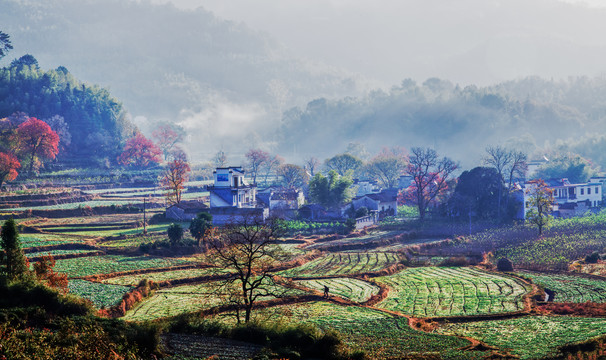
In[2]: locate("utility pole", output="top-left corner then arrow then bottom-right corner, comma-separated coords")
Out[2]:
143,197 -> 147,234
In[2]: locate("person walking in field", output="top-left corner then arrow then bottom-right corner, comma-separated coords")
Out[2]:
323,285 -> 329,298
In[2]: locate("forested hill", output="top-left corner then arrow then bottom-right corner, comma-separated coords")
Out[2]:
277,77 -> 606,169
0,61 -> 136,164
0,0 -> 365,120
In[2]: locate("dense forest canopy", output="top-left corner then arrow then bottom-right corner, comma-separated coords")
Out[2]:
0,59 -> 135,164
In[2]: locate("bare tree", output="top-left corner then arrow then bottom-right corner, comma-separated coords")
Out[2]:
213,150 -> 228,168
206,217 -> 288,323
484,146 -> 527,219
407,147 -> 458,221
303,156 -> 319,177
324,153 -> 362,176
245,148 -> 269,184
262,154 -> 284,185
365,147 -> 408,188
277,163 -> 309,188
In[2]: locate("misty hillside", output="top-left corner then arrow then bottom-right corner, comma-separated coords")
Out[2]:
277,76 -> 606,169
0,0 -> 365,120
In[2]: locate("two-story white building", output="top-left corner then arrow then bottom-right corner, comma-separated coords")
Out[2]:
208,167 -> 267,225
209,167 -> 256,208
523,178 -> 602,218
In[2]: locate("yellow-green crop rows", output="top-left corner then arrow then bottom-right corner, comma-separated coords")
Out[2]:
296,278 -> 379,303
518,271 -> 606,303
280,252 -> 401,277
376,267 -> 531,317
439,316 -> 606,359
53,255 -> 195,278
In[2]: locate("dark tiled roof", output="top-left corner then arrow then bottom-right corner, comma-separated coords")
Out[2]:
210,188 -> 235,204
355,188 -> 398,203
209,207 -> 265,215
169,201 -> 208,211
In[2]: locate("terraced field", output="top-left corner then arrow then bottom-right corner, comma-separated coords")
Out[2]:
280,252 -> 402,277
26,249 -> 100,258
103,268 -> 221,286
53,254 -> 195,278
376,267 -> 531,317
123,283 -> 222,321
439,316 -> 606,359
518,271 -> 606,303
231,302 -> 484,360
296,278 -> 379,303
124,282 -> 304,322
68,279 -> 132,308
20,235 -> 80,248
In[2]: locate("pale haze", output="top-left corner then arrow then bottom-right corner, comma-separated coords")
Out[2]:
150,0 -> 606,86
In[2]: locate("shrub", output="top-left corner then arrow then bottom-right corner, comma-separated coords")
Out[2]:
497,258 -> 514,272
167,223 -> 184,245
438,256 -> 469,267
584,251 -> 600,264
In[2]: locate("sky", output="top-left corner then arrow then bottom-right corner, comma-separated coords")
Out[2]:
143,0 -> 606,87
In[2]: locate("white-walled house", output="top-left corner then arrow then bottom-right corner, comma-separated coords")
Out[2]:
523,178 -> 602,218
208,167 -> 267,224
351,189 -> 398,218
209,167 -> 256,208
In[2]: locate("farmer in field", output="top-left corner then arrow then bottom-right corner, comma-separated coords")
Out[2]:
323,285 -> 329,298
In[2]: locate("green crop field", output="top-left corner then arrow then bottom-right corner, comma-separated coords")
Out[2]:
124,282 -> 303,322
518,271 -> 606,303
296,278 -> 379,303
280,252 -> 401,277
20,235 -> 76,248
11,200 -> 139,211
103,268 -> 220,286
68,279 -> 132,308
376,267 -> 531,317
231,302 -> 484,360
53,255 -> 195,278
123,282 -> 222,321
439,316 -> 606,359
26,249 -> 99,259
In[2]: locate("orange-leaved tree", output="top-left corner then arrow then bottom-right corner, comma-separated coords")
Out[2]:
118,132 -> 162,168
33,254 -> 68,293
0,152 -> 20,188
160,155 -> 191,205
16,117 -> 59,175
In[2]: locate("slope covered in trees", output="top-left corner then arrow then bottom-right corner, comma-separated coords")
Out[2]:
278,77 -> 606,169
0,60 -> 135,165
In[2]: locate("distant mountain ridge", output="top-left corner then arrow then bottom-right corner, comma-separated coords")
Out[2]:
0,0 -> 366,119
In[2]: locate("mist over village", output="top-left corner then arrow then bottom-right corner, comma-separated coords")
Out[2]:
1,0 -> 606,359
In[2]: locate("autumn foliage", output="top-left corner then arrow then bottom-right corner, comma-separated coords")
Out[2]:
0,152 -> 20,188
152,124 -> 183,160
160,157 -> 191,205
33,254 -> 69,293
118,132 -> 162,168
16,117 -> 59,174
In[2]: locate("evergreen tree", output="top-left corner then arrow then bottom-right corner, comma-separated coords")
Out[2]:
1,217 -> 29,280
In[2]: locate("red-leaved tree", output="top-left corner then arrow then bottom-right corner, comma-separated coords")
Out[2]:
160,155 -> 191,205
152,124 -> 183,160
118,132 -> 162,168
407,147 -> 458,221
16,117 -> 59,175
0,152 -> 20,189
